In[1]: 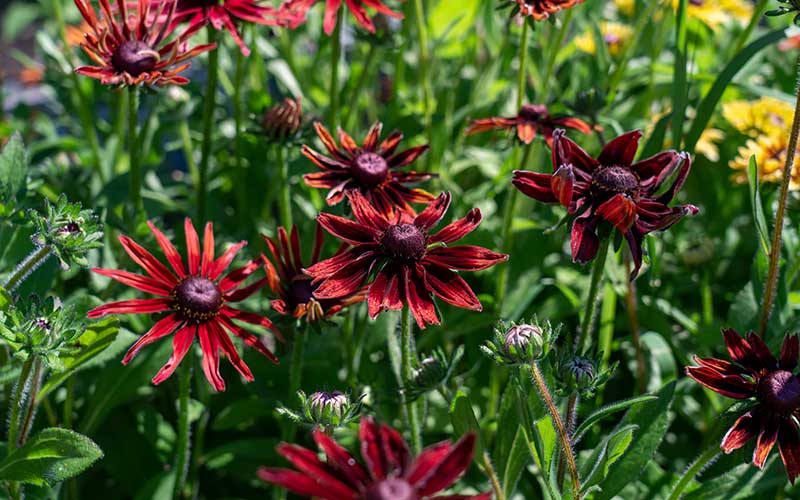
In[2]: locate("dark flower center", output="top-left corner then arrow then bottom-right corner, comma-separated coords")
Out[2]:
173,276 -> 222,322
518,104 -> 548,122
591,166 -> 639,198
351,153 -> 389,187
362,479 -> 419,500
286,278 -> 316,309
112,41 -> 159,77
757,370 -> 800,414
380,224 -> 427,261
59,222 -> 81,234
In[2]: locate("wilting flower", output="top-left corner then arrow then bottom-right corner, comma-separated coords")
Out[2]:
575,21 -> 632,56
730,135 -> 800,190
73,0 -> 215,86
677,0 -> 752,28
262,225 -> 364,322
722,97 -> 794,139
302,122 -> 434,217
258,416 -> 490,499
686,329 -> 800,483
282,0 -> 403,35
173,0 -> 292,56
465,104 -> 592,146
512,0 -> 584,20
88,218 -> 281,391
261,97 -> 303,142
513,129 -> 698,279
305,192 -> 508,328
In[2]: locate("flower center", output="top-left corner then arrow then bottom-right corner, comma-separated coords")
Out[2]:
111,41 -> 159,77
173,276 -> 222,322
362,479 -> 419,500
518,104 -> 548,122
380,224 -> 427,261
351,153 -> 389,187
689,0 -> 703,5
604,33 -> 621,45
591,166 -> 639,198
757,370 -> 800,414
286,278 -> 316,309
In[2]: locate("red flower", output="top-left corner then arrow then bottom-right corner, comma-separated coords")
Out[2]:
258,416 -> 491,499
282,0 -> 402,35
465,104 -> 592,146
262,224 -> 365,322
304,192 -> 508,328
74,0 -> 215,86
173,0 -> 293,56
303,121 -> 434,218
686,329 -> 800,483
512,129 -> 698,279
88,218 -> 281,391
514,0 -> 584,20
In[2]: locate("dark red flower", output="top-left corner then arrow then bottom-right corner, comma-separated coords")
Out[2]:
304,192 -> 508,328
262,224 -> 365,322
686,329 -> 800,483
257,416 -> 491,499
465,104 -> 592,146
514,0 -> 584,19
512,129 -> 698,279
303,121 -> 434,218
74,0 -> 215,86
173,0 -> 293,56
281,0 -> 402,35
88,218 -> 281,391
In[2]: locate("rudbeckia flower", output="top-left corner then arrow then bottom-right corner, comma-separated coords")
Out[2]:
258,416 -> 491,499
686,330 -> 800,483
304,192 -> 508,328
513,0 -> 584,20
73,0 -> 215,86
575,21 -> 632,56
729,135 -> 800,190
722,97 -> 794,139
465,104 -> 592,146
88,218 -> 281,391
302,121 -> 434,218
674,0 -> 752,28
281,0 -> 403,35
512,129 -> 698,279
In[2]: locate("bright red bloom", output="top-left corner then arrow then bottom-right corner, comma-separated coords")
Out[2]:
305,192 -> 508,328
686,329 -> 800,483
258,416 -> 491,499
74,0 -> 215,86
303,122 -> 434,218
262,225 -> 365,322
465,104 -> 593,146
282,0 -> 402,35
512,129 -> 698,279
514,0 -> 584,20
88,218 -> 281,391
173,0 -> 293,56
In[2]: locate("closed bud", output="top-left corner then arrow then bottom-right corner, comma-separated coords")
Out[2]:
261,97 -> 303,142
277,390 -> 363,429
552,351 -> 615,397
406,347 -> 464,400
482,317 -> 558,366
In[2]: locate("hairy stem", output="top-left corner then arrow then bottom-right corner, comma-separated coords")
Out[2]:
4,245 -> 53,293
17,357 -> 43,447
401,307 -> 422,454
482,451 -> 506,500
172,360 -> 193,499
666,445 -> 720,500
578,238 -> 611,352
7,357 -> 34,454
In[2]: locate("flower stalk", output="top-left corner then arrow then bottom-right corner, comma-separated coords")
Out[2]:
758,54 -> 800,338
328,13 -> 342,128
578,237 -> 611,352
401,306 -> 423,454
198,28 -> 220,222
6,357 -> 34,454
666,445 -> 721,500
172,360 -> 193,500
4,245 -> 53,293
128,86 -> 143,212
276,146 -> 292,228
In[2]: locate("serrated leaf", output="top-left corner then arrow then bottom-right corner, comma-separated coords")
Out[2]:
449,391 -> 484,456
573,395 -> 657,442
0,132 -> 28,205
747,155 -> 771,256
0,428 -> 103,486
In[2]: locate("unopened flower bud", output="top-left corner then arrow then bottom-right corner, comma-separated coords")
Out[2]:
482,318 -> 557,366
261,97 -> 303,141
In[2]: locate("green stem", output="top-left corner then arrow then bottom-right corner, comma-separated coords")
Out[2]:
342,44 -> 379,128
530,361 -> 581,499
128,86 -> 142,212
624,254 -> 645,394
413,0 -> 434,169
666,446 -> 720,500
288,327 -> 305,398
483,451 -> 506,500
328,14 -> 342,128
400,307 -> 422,454
4,245 -> 53,292
198,28 -> 220,223
7,357 -> 34,454
758,54 -> 800,338
233,42 -> 246,175
517,21 -> 529,108
541,9 -> 573,99
731,0 -> 769,56
17,357 -> 43,447
172,360 -> 193,500
578,237 -> 611,352
277,146 -> 292,228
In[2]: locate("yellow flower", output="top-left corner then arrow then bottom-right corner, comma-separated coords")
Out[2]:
729,135 -> 800,190
575,22 -> 633,56
722,97 -> 793,138
673,0 -> 753,29
614,0 -> 635,16
695,128 -> 724,162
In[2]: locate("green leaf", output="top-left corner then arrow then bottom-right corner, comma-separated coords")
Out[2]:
573,395 -> 657,442
581,424 -> 637,493
684,28 -> 788,151
449,391 -> 484,456
0,132 -> 28,205
502,427 -> 530,498
671,0 -> 688,148
38,318 -> 122,402
747,155 -> 770,256
0,428 -> 103,486
593,381 -> 676,500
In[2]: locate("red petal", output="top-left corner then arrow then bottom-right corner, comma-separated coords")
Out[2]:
570,214 -> 600,264
209,241 -> 247,281
122,314 -> 183,364
404,265 -> 439,329
360,416 -> 387,479
429,208 -> 481,244
211,320 -> 254,381
780,334 -> 800,372
598,130 -> 642,167
198,322 -> 225,391
312,255 -> 374,299
218,259 -> 260,292
415,433 -> 477,496
379,422 -> 412,475
184,218 -> 201,276
221,306 -> 283,341
87,298 -> 172,318
349,191 -> 391,232
276,443 -> 357,498
152,325 -> 196,385
118,235 -> 177,286
779,418 -> 800,484
317,212 -> 378,245
313,430 -> 370,488
753,417 -> 780,468
550,164 -> 575,207
147,221 -> 186,278
425,246 -> 508,271
512,171 -> 558,204
414,193 -> 451,232
423,264 -> 481,311
721,410 -> 760,453
368,266 -> 403,318
386,145 -> 430,169
685,366 -> 755,399
216,315 -> 279,364
362,122 -> 383,151
257,468 -> 350,500
516,123 -> 537,144
596,193 -> 637,232
551,129 -> 599,174
201,222 -> 215,277
305,248 -> 377,279
407,442 -> 452,484
92,268 -> 172,296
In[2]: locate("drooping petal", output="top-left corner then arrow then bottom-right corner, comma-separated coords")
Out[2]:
403,265 -> 440,329
780,334 -> 800,372
422,264 -> 482,311
275,443 -> 357,498
197,322 -> 225,391
753,417 -> 780,468
596,193 -> 637,232
425,246 -> 508,271
415,433 -> 477,496
685,366 -> 756,399
516,122 -> 537,144
414,192 -> 452,232
778,418 -> 800,484
551,163 -> 575,207
598,129 -> 642,167
122,314 -> 183,364
367,266 -> 403,318
570,213 -> 600,264
512,171 -> 558,204
429,208 -> 481,244
379,422 -> 412,475
721,410 -> 760,453
624,228 -> 644,281
152,325 -> 196,385
551,129 -> 599,175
